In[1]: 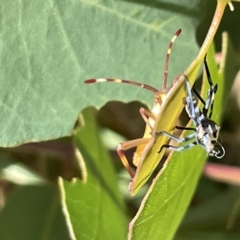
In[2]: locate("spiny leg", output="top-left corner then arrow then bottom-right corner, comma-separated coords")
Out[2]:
116,138 -> 151,178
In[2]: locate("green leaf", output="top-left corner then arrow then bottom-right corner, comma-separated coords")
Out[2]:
58,107 -> 128,240
0,185 -> 69,240
0,0 -> 200,146
128,34 -> 237,239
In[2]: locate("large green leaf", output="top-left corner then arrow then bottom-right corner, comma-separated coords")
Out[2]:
128,34 -> 236,239
0,0 -> 200,146
58,107 -> 128,240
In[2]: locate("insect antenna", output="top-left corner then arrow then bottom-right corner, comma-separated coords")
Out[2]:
84,78 -> 159,94
161,29 -> 181,90
213,141 -> 225,158
85,29 -> 182,95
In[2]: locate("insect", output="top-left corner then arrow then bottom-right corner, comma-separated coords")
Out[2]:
85,29 -> 186,195
156,57 -> 225,158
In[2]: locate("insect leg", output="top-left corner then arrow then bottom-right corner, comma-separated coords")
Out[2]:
184,76 -> 197,121
176,126 -> 196,131
117,138 -> 151,178
156,130 -> 196,153
203,56 -> 218,118
156,131 -> 196,143
188,57 -> 217,118
193,87 -> 205,105
139,107 -> 157,132
160,141 -> 197,153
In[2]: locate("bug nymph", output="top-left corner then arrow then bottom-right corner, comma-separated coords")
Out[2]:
157,56 -> 225,158
185,92 -> 224,158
